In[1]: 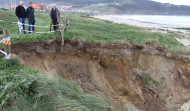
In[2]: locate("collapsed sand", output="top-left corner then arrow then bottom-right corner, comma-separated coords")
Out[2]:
12,40 -> 190,111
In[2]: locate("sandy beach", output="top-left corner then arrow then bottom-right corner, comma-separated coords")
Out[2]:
94,15 -> 190,47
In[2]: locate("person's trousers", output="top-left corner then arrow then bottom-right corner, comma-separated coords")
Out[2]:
52,19 -> 59,31
18,18 -> 26,34
28,23 -> 35,34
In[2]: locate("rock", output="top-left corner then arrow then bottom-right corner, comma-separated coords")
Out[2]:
166,52 -> 172,58
124,102 -> 140,111
178,100 -> 190,111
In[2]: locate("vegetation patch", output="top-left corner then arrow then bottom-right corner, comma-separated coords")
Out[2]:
140,74 -> 162,86
176,28 -> 190,30
0,58 -> 112,111
11,32 -> 61,44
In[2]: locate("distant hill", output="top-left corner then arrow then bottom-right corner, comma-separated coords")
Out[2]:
110,0 -> 190,15
0,0 -> 115,6
1,0 -> 190,15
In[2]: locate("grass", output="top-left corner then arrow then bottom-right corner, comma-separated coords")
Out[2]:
65,14 -> 190,54
140,73 -> 161,86
11,32 -> 61,44
0,11 -> 51,34
140,74 -> 153,86
0,10 -> 189,54
0,57 -> 112,111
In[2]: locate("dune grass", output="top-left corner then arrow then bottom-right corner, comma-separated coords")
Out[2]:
0,58 -> 112,111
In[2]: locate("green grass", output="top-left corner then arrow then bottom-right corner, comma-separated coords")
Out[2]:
140,74 -> 153,86
152,80 -> 160,86
0,10 -> 189,54
10,32 -> 61,44
140,74 -> 161,86
0,57 -> 112,111
0,11 -> 52,34
65,14 -> 190,54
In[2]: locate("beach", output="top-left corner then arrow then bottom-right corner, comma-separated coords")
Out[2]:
94,15 -> 190,47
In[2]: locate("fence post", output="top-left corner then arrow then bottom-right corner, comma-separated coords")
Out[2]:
65,17 -> 70,31
60,19 -> 65,52
3,29 -> 11,55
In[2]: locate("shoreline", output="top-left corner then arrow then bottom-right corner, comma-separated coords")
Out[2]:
94,15 -> 172,28
93,15 -> 190,47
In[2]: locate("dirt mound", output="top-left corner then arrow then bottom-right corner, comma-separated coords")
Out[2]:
12,40 -> 190,111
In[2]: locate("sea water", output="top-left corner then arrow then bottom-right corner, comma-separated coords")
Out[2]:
95,15 -> 190,28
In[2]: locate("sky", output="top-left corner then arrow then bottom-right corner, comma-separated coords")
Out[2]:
152,0 -> 190,6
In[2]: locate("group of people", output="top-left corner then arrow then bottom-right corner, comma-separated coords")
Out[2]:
15,1 -> 60,34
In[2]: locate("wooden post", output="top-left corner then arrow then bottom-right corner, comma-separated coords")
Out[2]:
60,19 -> 65,52
65,17 -> 70,31
0,41 -> 3,58
60,17 -> 70,52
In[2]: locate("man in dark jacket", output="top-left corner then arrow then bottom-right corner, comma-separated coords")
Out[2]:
26,2 -> 35,33
15,1 -> 26,34
50,4 -> 60,31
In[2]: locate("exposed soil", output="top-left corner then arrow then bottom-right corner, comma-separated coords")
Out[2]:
12,40 -> 190,111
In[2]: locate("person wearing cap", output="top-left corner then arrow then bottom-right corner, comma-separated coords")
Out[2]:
50,4 -> 60,31
15,1 -> 26,34
26,2 -> 35,33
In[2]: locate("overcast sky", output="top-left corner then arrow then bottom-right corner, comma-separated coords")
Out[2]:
152,0 -> 190,6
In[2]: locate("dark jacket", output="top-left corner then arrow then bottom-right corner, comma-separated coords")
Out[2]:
26,6 -> 35,24
51,9 -> 57,20
50,8 -> 60,23
15,5 -> 26,19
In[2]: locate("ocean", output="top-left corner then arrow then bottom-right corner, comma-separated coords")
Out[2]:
94,15 -> 190,28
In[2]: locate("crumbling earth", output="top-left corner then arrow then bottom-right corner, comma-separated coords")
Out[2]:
12,40 -> 190,111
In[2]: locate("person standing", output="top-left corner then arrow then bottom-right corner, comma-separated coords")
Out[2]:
50,4 -> 60,31
15,1 -> 26,34
26,2 -> 35,33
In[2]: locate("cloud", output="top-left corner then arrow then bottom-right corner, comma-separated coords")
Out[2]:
152,0 -> 190,6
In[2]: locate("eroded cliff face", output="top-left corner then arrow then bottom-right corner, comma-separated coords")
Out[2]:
12,40 -> 190,111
